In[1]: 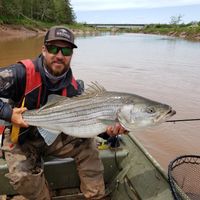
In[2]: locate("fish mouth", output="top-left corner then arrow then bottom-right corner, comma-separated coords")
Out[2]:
165,109 -> 176,118
155,108 -> 176,123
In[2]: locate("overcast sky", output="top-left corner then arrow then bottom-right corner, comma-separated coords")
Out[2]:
71,0 -> 200,24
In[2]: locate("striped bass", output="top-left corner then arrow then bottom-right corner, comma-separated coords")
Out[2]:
21,83 -> 176,138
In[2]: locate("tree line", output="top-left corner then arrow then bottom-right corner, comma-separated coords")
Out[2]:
0,0 -> 76,24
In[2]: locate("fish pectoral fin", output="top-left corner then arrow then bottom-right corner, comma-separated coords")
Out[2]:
117,112 -> 132,131
98,118 -> 117,126
37,127 -> 61,135
37,127 -> 61,146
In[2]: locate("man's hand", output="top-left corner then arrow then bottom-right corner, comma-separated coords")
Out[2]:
106,123 -> 128,136
11,107 -> 29,128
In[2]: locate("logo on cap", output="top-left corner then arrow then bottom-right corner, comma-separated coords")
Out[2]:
55,28 -> 71,40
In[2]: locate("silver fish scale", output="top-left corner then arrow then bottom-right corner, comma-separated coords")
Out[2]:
23,98 -> 124,126
31,94 -> 124,116
22,93 -> 127,137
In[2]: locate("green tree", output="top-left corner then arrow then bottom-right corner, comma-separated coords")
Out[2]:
0,0 -> 22,18
170,14 -> 183,25
53,0 -> 76,24
0,0 -> 76,24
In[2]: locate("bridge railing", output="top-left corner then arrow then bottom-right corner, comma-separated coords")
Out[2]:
87,23 -> 146,28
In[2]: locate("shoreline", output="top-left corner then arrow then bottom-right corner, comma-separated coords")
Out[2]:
0,24 -> 47,40
141,30 -> 200,42
0,24 -> 100,40
0,24 -> 200,42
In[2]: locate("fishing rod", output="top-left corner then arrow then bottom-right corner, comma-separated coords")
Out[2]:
166,118 -> 200,123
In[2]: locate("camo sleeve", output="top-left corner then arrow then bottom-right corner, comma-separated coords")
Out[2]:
0,64 -> 26,121
0,100 -> 12,121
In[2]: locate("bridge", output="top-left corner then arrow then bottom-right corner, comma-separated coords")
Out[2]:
87,23 -> 146,28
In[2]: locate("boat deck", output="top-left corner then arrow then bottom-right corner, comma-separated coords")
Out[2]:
0,134 -> 188,200
0,142 -> 128,199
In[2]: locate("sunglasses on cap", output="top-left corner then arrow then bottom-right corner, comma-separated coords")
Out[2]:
45,45 -> 73,56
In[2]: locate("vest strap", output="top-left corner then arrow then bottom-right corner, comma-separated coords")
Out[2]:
19,59 -> 42,95
62,88 -> 67,96
20,59 -> 43,108
71,76 -> 78,90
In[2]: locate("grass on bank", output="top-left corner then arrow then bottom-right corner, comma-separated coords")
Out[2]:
1,16 -> 200,41
134,23 -> 200,39
142,23 -> 200,34
0,16 -> 99,33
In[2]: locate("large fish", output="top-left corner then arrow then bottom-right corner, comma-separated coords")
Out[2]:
20,83 -> 175,140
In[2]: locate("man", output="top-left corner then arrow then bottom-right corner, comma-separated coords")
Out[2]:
0,26 -> 125,200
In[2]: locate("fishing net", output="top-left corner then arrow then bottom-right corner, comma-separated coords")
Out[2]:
168,155 -> 200,200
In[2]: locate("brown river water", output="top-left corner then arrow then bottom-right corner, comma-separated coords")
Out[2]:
0,33 -> 200,171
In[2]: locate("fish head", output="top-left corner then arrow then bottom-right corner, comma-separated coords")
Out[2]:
117,101 -> 176,131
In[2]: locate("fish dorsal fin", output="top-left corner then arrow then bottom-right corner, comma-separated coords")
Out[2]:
83,82 -> 107,97
39,82 -> 107,110
66,82 -> 107,101
39,94 -> 69,111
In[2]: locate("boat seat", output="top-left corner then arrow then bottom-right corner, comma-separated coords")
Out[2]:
0,148 -> 129,195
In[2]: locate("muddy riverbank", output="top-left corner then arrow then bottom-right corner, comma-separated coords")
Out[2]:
143,30 -> 200,41
0,25 -> 46,40
0,24 -> 99,40
1,24 -> 200,42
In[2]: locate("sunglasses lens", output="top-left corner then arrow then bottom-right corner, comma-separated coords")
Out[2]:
46,45 -> 73,56
61,47 -> 73,56
46,45 -> 58,54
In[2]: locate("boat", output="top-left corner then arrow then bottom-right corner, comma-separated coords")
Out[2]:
0,134 -> 189,200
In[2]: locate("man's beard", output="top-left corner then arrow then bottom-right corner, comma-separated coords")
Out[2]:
43,60 -> 70,83
51,68 -> 65,76
45,60 -> 70,77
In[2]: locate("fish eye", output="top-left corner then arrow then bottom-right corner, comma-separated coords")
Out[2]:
146,107 -> 156,114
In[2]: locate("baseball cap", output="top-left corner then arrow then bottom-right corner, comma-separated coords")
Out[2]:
44,26 -> 77,48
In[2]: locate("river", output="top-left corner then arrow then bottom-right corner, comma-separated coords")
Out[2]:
0,32 -> 200,170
